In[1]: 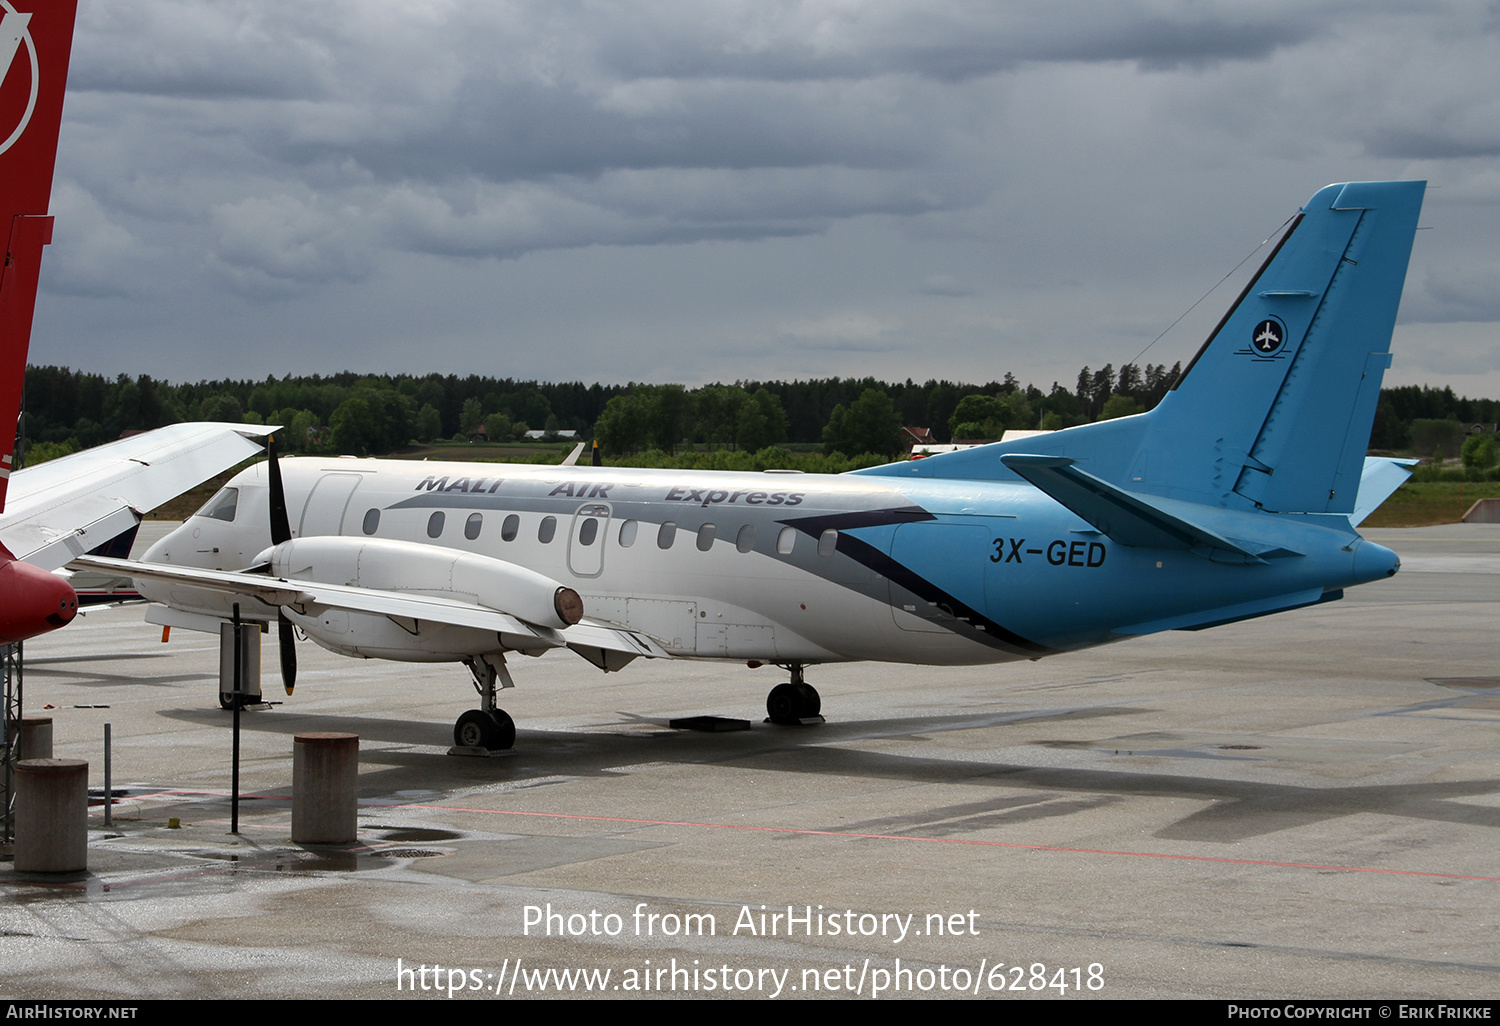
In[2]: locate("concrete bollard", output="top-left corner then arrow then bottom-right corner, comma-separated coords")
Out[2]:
292,732 -> 358,844
15,759 -> 88,873
6,717 -> 53,760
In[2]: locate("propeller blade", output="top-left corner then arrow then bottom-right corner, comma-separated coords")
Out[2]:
266,434 -> 292,546
278,610 -> 297,695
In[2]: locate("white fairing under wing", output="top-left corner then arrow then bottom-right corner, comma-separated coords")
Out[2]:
1,423 -> 273,571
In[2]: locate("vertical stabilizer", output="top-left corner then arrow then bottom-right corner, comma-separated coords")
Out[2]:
860,181 -> 1426,520
1147,181 -> 1426,514
0,0 -> 77,511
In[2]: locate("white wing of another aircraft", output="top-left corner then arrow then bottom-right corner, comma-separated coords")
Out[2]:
1,422 -> 274,571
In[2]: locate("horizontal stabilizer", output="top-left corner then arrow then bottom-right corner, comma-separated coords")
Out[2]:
1350,457 -> 1416,526
999,454 -> 1279,559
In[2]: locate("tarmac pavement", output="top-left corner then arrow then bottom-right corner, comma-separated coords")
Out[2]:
1,524 -> 1498,999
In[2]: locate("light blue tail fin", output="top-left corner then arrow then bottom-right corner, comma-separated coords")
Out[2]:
863,181 -> 1426,517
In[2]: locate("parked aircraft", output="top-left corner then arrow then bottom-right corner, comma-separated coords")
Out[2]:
80,180 -> 1427,750
0,0 -> 83,643
0,1 -> 277,644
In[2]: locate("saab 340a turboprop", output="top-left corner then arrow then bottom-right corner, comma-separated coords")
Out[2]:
76,180 -> 1426,751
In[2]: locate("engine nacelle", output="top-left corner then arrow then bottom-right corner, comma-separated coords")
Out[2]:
262,536 -> 584,631
282,606 -> 526,663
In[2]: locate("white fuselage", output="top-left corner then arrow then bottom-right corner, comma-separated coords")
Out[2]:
140,455 -> 1395,669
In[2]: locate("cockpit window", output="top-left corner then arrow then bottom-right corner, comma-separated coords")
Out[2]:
195,488 -> 239,523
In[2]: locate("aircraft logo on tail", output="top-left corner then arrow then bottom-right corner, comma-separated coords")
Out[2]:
1252,318 -> 1285,355
0,3 -> 39,155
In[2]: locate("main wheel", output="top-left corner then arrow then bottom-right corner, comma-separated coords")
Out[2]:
795,682 -> 821,717
486,709 -> 516,750
455,708 -> 516,750
766,682 -> 804,725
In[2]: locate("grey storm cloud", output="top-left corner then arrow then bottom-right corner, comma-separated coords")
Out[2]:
32,0 -> 1500,397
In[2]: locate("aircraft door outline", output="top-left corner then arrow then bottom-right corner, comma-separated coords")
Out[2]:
298,473 -> 362,537
568,502 -> 612,577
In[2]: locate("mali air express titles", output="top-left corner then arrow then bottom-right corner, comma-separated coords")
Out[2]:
77,180 -> 1426,751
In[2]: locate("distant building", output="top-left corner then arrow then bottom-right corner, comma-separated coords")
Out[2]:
902,426 -> 937,453
906,426 -> 1062,456
524,429 -> 579,440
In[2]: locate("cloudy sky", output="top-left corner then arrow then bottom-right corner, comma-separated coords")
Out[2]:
30,0 -> 1500,397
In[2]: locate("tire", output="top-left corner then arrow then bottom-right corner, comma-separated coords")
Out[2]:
767,683 -> 803,724
795,682 -> 821,717
455,708 -> 516,750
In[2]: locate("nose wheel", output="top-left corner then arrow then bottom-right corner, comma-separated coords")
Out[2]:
766,664 -> 822,724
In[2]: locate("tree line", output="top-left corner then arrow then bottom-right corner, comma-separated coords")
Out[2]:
19,363 -> 1499,464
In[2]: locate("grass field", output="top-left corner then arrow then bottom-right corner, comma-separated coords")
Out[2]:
1359,481 -> 1500,528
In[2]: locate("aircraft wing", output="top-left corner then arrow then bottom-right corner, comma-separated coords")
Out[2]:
66,554 -> 670,661
0,423 -> 273,571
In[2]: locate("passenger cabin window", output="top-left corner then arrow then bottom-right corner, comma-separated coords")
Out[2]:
539,516 -> 557,543
818,528 -> 838,557
427,511 -> 445,538
361,508 -> 380,535
619,520 -> 638,547
579,517 -> 599,546
697,523 -> 716,551
658,522 -> 676,549
736,524 -> 755,553
776,526 -> 796,555
501,514 -> 519,541
196,488 -> 239,523
465,513 -> 483,540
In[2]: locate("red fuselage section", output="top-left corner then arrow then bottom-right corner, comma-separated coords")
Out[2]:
0,547 -> 77,644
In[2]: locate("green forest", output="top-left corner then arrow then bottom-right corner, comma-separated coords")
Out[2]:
19,362 -> 1500,474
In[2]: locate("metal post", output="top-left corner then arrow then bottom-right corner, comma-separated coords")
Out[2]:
3,392 -> 26,843
231,603 -> 241,834
2,641 -> 22,843
103,722 -> 112,827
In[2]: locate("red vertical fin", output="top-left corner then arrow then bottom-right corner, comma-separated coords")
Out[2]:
0,0 -> 79,511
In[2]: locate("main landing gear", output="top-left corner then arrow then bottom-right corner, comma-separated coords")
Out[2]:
456,654 -> 516,751
766,663 -> 821,725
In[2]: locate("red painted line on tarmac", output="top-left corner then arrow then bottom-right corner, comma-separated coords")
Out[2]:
44,789 -> 1500,886
369,800 -> 1500,883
